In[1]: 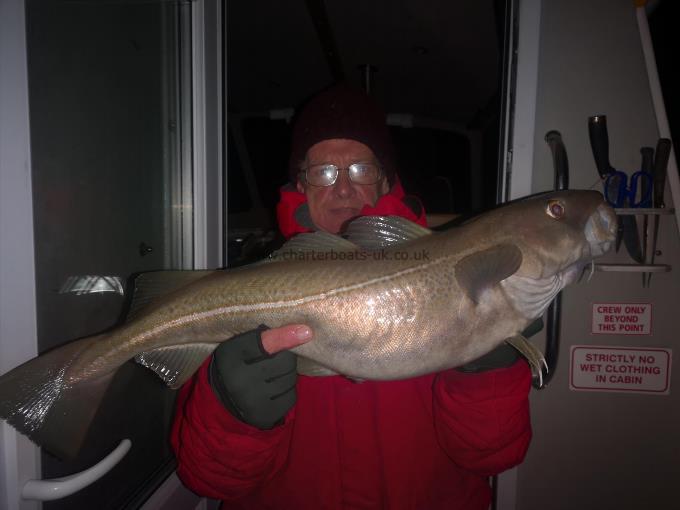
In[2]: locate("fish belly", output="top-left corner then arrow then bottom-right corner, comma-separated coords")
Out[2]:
281,268 -> 527,380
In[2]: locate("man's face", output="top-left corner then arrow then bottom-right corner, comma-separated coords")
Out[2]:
297,139 -> 390,234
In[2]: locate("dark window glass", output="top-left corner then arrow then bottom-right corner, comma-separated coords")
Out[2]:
241,117 -> 292,210
227,125 -> 252,214
392,127 -> 470,213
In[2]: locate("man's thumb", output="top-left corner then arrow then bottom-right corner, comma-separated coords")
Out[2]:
261,324 -> 313,354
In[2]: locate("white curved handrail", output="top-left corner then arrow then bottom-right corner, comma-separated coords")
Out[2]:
21,439 -> 132,501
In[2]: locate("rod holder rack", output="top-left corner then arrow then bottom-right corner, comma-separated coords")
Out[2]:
593,207 -> 674,273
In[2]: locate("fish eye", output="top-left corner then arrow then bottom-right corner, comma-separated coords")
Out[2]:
546,200 -> 565,219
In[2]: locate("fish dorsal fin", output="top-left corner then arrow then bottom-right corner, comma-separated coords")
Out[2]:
343,216 -> 432,250
135,343 -> 217,389
268,231 -> 360,261
456,244 -> 523,304
127,270 -> 216,320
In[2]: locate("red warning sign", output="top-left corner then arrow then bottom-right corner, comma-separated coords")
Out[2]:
591,302 -> 652,335
570,346 -> 671,394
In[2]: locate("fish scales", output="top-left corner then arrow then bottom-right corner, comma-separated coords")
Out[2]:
67,255 -> 428,379
0,190 -> 617,458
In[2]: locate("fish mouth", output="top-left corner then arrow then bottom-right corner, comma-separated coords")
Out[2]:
585,203 -> 617,258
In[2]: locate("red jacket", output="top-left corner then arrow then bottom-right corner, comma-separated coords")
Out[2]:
172,183 -> 532,509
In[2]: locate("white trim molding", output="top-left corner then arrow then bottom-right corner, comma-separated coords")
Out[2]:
496,4 -> 542,510
191,0 -> 224,270
0,0 -> 41,508
507,0 -> 542,201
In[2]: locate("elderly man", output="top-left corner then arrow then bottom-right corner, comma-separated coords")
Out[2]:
171,84 -> 532,509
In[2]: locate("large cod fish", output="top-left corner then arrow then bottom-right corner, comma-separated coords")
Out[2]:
0,190 -> 616,459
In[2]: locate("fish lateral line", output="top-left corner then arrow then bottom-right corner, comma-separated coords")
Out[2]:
0,191 -> 618,459
132,256 -> 459,341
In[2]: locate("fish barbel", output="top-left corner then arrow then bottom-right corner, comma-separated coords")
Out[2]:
0,190 -> 616,458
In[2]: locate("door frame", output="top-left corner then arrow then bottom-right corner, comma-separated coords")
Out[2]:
0,0 -> 222,507
494,1 -> 542,509
0,0 -> 40,508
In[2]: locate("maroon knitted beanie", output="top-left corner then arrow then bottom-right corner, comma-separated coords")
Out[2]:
288,83 -> 397,184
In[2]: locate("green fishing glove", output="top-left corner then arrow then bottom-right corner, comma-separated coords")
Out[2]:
209,325 -> 298,430
457,318 -> 544,373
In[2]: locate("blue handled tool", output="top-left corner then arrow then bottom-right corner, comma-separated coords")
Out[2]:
603,169 -> 653,208
587,115 -> 644,262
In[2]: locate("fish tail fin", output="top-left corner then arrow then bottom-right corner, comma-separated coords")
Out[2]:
0,334 -> 115,459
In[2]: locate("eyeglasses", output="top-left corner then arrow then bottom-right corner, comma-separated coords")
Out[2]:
300,163 -> 382,187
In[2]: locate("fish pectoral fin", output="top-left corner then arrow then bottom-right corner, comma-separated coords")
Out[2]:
135,343 -> 218,389
127,270 -> 217,321
455,244 -> 523,304
296,356 -> 339,377
0,334 -> 115,460
268,231 -> 361,262
505,334 -> 548,388
343,216 -> 432,250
